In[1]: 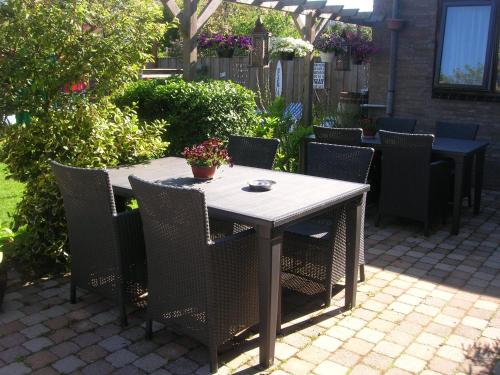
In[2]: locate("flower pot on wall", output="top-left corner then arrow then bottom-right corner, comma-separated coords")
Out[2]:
319,51 -> 335,63
217,48 -> 235,58
386,18 -> 405,31
191,165 -> 217,179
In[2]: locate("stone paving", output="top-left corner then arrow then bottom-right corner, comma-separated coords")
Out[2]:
1,192 -> 500,375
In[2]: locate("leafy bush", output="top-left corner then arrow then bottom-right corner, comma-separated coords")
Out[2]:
0,0 -> 167,275
251,97 -> 311,172
115,78 -> 260,154
0,100 -> 167,275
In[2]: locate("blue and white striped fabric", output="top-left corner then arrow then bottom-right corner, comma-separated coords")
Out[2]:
284,102 -> 303,124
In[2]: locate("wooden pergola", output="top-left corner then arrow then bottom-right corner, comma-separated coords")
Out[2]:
160,0 -> 382,125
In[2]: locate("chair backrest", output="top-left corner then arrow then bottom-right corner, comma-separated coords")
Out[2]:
50,161 -> 119,292
129,176 -> 210,329
376,117 -> 417,134
307,142 -> 374,184
435,121 -> 479,140
284,102 -> 303,123
228,135 -> 280,169
313,126 -> 363,146
378,131 -> 434,221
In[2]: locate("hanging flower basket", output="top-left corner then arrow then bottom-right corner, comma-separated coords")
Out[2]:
319,51 -> 335,63
217,48 -> 235,58
269,37 -> 313,60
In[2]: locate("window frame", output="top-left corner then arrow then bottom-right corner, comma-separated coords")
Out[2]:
433,0 -> 500,99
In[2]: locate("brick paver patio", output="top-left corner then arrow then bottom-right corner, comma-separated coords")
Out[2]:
1,192 -> 499,375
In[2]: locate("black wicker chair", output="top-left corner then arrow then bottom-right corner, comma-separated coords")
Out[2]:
436,121 -> 479,207
281,143 -> 374,307
313,126 -> 363,146
376,117 -> 417,134
228,135 -> 280,169
129,176 -> 258,374
376,131 -> 450,235
51,161 -> 147,327
435,121 -> 479,140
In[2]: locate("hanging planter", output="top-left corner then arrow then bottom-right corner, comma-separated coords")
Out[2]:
386,18 -> 405,31
269,37 -> 313,61
319,51 -> 335,63
198,34 -> 252,58
217,48 -> 235,58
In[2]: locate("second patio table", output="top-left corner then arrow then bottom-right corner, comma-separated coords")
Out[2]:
108,157 -> 369,369
301,135 -> 488,235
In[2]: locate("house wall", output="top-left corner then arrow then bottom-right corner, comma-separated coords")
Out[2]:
370,0 -> 500,189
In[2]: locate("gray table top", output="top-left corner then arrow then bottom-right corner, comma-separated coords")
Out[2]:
108,157 -> 369,228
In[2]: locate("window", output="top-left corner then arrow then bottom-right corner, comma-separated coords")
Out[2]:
434,0 -> 500,99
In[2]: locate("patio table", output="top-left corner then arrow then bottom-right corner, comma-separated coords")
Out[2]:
108,157 -> 369,369
301,135 -> 489,235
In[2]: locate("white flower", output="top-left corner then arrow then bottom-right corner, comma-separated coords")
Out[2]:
269,37 -> 314,58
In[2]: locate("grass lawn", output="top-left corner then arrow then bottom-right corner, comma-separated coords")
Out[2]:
0,163 -> 24,229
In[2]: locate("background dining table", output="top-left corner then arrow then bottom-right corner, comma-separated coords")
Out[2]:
301,135 -> 489,235
108,157 -> 369,369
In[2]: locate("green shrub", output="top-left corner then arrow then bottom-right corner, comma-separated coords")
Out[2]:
116,78 -> 260,154
250,97 -> 311,172
0,100 -> 167,275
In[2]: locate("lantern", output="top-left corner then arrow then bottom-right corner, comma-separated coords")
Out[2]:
250,17 -> 270,67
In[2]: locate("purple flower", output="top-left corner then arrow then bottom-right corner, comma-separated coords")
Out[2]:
198,34 -> 253,51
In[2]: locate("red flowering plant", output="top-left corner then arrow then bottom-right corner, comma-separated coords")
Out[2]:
181,139 -> 233,168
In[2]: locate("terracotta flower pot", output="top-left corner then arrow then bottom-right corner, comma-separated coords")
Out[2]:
363,128 -> 377,137
191,165 -> 217,179
386,18 -> 405,31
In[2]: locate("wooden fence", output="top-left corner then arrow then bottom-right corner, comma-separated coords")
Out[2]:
153,56 -> 369,112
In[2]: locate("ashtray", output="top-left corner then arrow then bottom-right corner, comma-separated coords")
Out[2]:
247,179 -> 276,192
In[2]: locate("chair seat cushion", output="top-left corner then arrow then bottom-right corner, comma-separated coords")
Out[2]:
286,220 -> 332,240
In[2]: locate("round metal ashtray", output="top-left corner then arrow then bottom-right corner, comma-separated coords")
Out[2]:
247,179 -> 276,192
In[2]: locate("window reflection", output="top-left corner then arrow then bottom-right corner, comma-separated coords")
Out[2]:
439,5 -> 492,86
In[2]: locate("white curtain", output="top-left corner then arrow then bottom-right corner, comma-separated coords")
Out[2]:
439,5 -> 492,85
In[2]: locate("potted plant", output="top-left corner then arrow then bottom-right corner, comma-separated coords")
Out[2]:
182,138 -> 232,179
198,33 -> 252,58
270,37 -> 313,61
360,117 -> 377,137
314,33 -> 345,63
345,31 -> 378,65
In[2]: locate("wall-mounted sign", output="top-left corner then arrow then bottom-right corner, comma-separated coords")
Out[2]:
275,61 -> 283,97
313,62 -> 326,89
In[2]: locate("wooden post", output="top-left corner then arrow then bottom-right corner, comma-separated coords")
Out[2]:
302,14 -> 314,127
182,0 -> 198,81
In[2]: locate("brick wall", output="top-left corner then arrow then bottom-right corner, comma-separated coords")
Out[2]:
370,0 -> 500,190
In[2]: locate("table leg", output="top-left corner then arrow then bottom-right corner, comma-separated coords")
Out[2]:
451,157 -> 465,235
345,200 -> 362,310
473,149 -> 486,215
257,225 -> 282,369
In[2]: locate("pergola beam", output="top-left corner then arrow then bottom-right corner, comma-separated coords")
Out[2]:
197,0 -> 224,32
161,0 -> 181,17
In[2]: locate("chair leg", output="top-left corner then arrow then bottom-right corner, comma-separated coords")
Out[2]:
324,282 -> 332,307
145,319 -> 153,340
424,221 -> 430,237
118,287 -> 128,327
209,345 -> 218,374
468,190 -> 472,208
70,281 -> 77,304
375,214 -> 381,227
359,265 -> 365,283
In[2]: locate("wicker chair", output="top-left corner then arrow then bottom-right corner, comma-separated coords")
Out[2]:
129,176 -> 259,374
435,121 -> 479,140
228,135 -> 280,169
436,121 -> 479,207
313,126 -> 363,146
376,117 -> 417,133
281,143 -> 374,307
376,131 -> 450,235
51,161 -> 147,327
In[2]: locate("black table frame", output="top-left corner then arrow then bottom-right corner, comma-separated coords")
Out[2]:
300,135 -> 489,235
